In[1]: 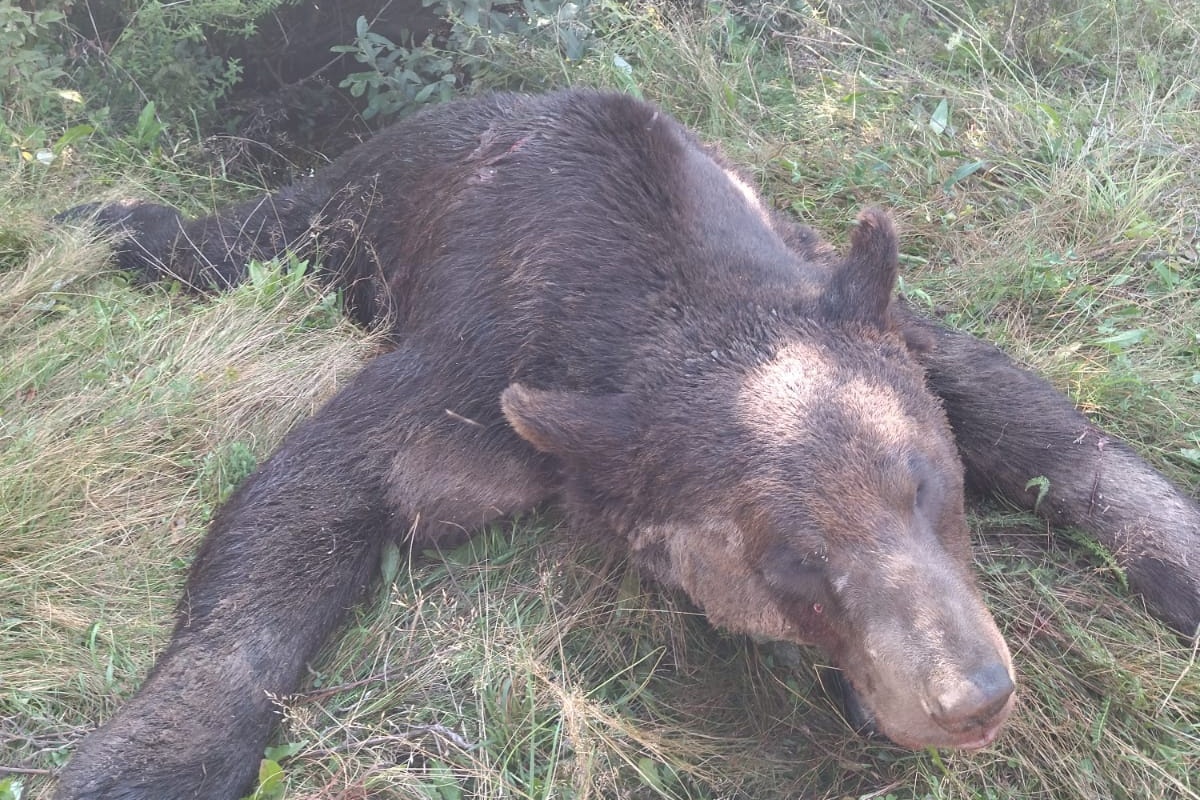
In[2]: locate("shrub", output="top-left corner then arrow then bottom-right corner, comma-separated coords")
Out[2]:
336,0 -> 592,121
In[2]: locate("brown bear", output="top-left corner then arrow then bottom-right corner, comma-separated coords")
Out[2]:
53,89 -> 1200,800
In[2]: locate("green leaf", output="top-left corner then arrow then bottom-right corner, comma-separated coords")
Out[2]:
247,260 -> 263,287
380,541 -> 401,584
1179,448 -> 1200,465
54,124 -> 95,153
136,102 -> 157,132
1025,476 -> 1050,513
285,255 -> 309,289
637,757 -> 665,791
942,159 -> 987,192
414,81 -> 442,104
133,103 -> 166,150
611,54 -> 642,99
264,741 -> 305,761
0,777 -> 24,800
1094,328 -> 1146,349
930,98 -> 951,136
246,758 -> 285,800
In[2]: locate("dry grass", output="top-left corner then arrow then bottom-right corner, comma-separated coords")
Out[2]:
0,228 -> 379,791
3,1 -> 1200,798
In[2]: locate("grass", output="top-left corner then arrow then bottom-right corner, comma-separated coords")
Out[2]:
2,0 -> 1199,798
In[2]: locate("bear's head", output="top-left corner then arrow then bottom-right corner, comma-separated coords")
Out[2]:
502,210 -> 1014,749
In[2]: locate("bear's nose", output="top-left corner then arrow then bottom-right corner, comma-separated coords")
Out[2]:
930,662 -> 1015,733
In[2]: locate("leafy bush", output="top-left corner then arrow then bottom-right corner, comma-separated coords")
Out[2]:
65,0 -> 290,136
0,2 -> 71,119
335,15 -> 459,121
4,0 -> 596,173
1,0 -> 291,165
337,0 -> 592,121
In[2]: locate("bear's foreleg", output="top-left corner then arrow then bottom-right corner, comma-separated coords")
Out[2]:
53,348 -> 554,800
904,310 -> 1200,638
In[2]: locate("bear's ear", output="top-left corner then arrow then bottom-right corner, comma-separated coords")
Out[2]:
820,207 -> 899,330
501,384 -> 635,459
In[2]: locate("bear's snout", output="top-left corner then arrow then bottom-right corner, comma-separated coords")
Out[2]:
930,661 -> 1015,736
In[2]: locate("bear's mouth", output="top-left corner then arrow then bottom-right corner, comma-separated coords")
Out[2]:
818,666 -> 1014,750
817,666 -> 881,737
943,706 -> 1011,749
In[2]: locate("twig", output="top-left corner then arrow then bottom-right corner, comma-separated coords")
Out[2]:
0,765 -> 53,776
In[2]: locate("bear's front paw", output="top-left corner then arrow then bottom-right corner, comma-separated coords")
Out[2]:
53,702 -> 263,800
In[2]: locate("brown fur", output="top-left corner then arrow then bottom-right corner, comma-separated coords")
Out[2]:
52,89 -> 1199,800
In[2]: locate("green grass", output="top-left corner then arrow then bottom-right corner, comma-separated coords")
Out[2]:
3,1 -> 1200,798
